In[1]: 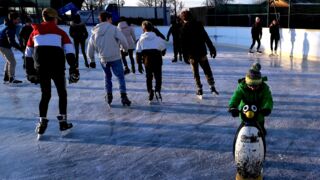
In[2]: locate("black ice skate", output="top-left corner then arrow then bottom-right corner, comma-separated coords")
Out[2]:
35,117 -> 49,140
210,86 -> 219,95
155,91 -> 162,102
105,93 -> 113,108
57,115 -> 73,136
196,88 -> 203,100
124,67 -> 130,75
148,89 -> 154,103
3,73 -> 9,83
9,77 -> 22,84
121,93 -> 131,106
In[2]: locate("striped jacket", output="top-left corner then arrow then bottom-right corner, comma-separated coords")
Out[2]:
25,21 -> 76,74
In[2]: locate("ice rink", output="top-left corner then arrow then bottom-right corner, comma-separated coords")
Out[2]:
0,40 -> 320,179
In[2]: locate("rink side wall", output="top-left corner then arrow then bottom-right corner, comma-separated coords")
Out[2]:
154,26 -> 320,61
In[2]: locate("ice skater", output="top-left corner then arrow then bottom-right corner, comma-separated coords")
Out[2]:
0,12 -> 24,83
136,21 -> 166,103
166,17 -> 183,63
19,17 -> 33,69
69,14 -> 89,68
117,16 -> 137,74
269,19 -> 280,56
249,17 -> 263,54
87,11 -> 131,106
25,8 -> 79,138
228,63 -> 273,136
180,10 -> 219,99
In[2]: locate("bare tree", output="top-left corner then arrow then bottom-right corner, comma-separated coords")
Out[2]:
167,0 -> 185,17
203,0 -> 233,7
138,0 -> 162,7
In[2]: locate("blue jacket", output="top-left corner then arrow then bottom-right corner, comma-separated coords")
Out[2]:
0,21 -> 22,50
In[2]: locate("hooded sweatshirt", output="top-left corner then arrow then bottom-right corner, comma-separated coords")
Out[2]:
87,21 -> 128,63
117,21 -> 136,50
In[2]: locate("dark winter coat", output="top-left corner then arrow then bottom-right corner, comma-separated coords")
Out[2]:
251,22 -> 262,39
69,22 -> 88,41
166,22 -> 182,41
0,21 -> 22,51
25,21 -> 76,74
19,24 -> 33,47
229,78 -> 273,123
181,20 -> 216,59
269,24 -> 280,39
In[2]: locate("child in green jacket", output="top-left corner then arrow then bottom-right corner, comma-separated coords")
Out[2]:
228,63 -> 273,135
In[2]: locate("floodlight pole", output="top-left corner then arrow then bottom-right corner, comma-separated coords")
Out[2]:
163,0 -> 167,25
90,0 -> 94,25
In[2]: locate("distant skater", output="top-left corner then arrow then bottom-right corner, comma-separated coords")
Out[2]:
249,17 -> 262,54
269,19 -> 280,56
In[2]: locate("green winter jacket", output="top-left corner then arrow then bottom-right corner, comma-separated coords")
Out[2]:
229,78 -> 273,123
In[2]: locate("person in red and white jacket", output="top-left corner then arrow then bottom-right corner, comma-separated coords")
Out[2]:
25,8 -> 79,137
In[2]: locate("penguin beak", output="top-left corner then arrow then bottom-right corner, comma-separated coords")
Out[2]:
245,111 -> 255,119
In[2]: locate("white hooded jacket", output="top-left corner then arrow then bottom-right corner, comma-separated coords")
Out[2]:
117,21 -> 136,50
87,22 -> 128,63
136,32 -> 166,53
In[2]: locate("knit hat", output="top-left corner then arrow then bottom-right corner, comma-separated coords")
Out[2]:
245,63 -> 262,86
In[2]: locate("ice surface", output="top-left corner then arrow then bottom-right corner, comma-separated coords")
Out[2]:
0,26 -> 320,179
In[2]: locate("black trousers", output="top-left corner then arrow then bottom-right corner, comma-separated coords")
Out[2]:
121,49 -> 135,68
145,64 -> 162,93
73,39 -> 88,66
250,37 -> 261,50
270,36 -> 279,51
39,71 -> 67,117
189,56 -> 215,89
173,38 -> 182,59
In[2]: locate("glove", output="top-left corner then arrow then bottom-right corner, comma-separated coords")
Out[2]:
27,74 -> 39,84
210,46 -> 217,58
260,109 -> 271,116
89,62 -> 96,68
161,49 -> 166,56
228,108 -> 239,117
69,68 -> 80,84
138,64 -> 144,74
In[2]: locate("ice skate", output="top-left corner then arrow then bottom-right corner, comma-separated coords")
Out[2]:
35,117 -> 48,140
57,115 -> 73,136
9,77 -> 22,84
105,93 -> 113,108
155,91 -> 162,103
3,73 -> 9,84
210,86 -> 219,95
124,67 -> 130,75
121,93 -> 131,106
269,51 -> 274,57
131,65 -> 136,74
148,90 -> 154,104
196,88 -> 203,100
248,49 -> 254,54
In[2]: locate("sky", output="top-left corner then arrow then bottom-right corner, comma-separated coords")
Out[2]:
124,0 -> 262,8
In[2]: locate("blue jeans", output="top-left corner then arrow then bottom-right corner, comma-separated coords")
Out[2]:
101,59 -> 127,94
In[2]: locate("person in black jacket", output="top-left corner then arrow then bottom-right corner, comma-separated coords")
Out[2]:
167,17 -> 183,62
25,8 -> 79,137
19,17 -> 33,68
269,19 -> 280,56
180,10 -> 219,97
249,17 -> 263,53
69,14 -> 89,68
0,12 -> 24,83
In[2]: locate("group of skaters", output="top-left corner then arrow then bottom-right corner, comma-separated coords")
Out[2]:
249,16 -> 280,56
0,8 -> 273,138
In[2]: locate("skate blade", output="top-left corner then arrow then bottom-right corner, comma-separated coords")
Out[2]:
37,134 -> 43,141
197,95 -> 203,100
107,103 -> 111,109
60,129 -> 71,137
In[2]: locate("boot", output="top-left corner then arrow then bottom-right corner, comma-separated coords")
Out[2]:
148,89 -> 154,101
105,93 -> 113,105
35,117 -> 49,135
57,115 -> 73,131
121,93 -> 131,106
84,61 -> 90,68
3,73 -> 9,83
124,67 -> 130,75
171,58 -> 177,63
196,88 -> 203,96
9,77 -> 22,83
210,85 -> 219,95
